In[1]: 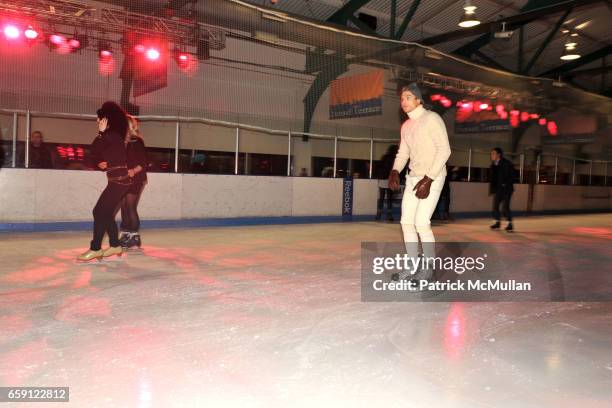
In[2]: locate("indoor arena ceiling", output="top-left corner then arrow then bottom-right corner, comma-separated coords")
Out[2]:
253,0 -> 612,97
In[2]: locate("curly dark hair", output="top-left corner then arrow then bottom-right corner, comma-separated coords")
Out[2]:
96,101 -> 128,137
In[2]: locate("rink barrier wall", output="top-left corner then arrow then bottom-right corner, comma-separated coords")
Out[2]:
0,169 -> 610,232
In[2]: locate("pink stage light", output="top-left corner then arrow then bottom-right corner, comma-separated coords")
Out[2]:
24,27 -> 39,40
4,25 -> 20,40
145,48 -> 160,60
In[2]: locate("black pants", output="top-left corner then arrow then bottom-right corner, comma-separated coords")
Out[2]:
492,191 -> 513,222
377,188 -> 393,213
120,183 -> 144,233
91,182 -> 130,250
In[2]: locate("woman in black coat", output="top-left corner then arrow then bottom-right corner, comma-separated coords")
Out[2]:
77,101 -> 131,262
119,115 -> 148,249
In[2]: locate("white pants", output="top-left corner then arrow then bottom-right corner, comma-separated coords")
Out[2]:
400,176 -> 444,261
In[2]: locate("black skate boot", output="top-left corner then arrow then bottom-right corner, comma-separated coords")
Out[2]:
119,231 -> 130,248
490,221 -> 501,230
125,233 -> 142,250
505,222 -> 514,232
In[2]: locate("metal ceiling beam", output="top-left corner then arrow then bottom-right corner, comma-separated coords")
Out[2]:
393,0 -> 422,40
539,44 -> 612,76
327,0 -> 373,25
522,7 -> 572,74
473,50 -> 509,71
422,0 -> 603,46
565,65 -> 612,76
390,0 -> 397,38
518,26 -> 524,72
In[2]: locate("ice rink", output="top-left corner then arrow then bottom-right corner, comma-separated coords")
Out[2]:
1,214 -> 611,407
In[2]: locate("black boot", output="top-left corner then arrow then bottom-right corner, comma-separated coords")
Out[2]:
505,222 -> 513,232
386,212 -> 394,222
119,231 -> 130,248
125,233 -> 142,249
490,221 -> 501,230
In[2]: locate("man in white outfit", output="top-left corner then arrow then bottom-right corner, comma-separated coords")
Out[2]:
388,83 -> 451,281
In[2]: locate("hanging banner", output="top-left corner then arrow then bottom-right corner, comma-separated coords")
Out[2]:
455,108 -> 510,133
330,70 -> 384,119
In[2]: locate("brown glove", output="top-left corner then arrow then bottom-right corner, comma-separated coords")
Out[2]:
388,170 -> 400,191
413,175 -> 433,199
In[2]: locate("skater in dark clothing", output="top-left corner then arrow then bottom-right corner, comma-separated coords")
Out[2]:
77,101 -> 131,262
119,115 -> 147,249
375,144 -> 399,221
489,147 -> 514,232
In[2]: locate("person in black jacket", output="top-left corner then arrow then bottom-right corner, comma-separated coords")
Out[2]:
77,101 -> 131,262
375,144 -> 398,221
119,115 -> 147,249
489,147 -> 514,232
28,131 -> 54,169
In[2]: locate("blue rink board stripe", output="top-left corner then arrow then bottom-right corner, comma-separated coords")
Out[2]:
0,209 -> 609,233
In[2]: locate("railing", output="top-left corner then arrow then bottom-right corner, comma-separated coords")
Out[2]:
1,108 -> 611,185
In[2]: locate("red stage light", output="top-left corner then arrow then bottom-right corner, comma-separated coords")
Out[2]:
441,98 -> 452,108
547,121 -> 558,136
500,111 -> 508,120
520,112 -> 530,122
430,94 -> 442,101
461,102 -> 472,109
146,48 -> 160,60
510,115 -> 520,128
530,113 -> 539,119
479,103 -> 489,110
24,26 -> 39,40
68,39 -> 80,48
4,25 -> 20,40
538,118 -> 547,126
495,104 -> 505,114
49,34 -> 65,45
510,109 -> 519,116
100,50 -> 112,58
134,44 -> 145,53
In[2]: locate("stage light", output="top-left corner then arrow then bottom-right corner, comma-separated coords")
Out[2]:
24,26 -> 39,40
430,94 -> 442,101
510,115 -> 520,128
98,40 -> 112,59
50,34 -> 65,45
520,111 -> 530,122
441,98 -> 452,108
68,34 -> 88,52
510,109 -> 519,116
479,103 -> 489,110
460,101 -> 472,109
145,47 -> 160,61
173,48 -> 190,66
547,121 -> 558,136
134,44 -> 145,53
3,24 -> 20,40
538,118 -> 547,126
530,113 -> 539,119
